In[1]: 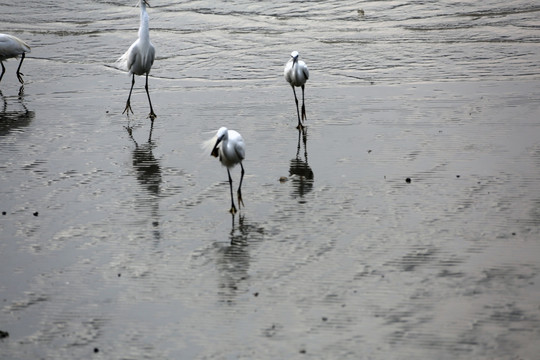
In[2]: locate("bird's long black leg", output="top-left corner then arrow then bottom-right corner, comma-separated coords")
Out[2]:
16,53 -> 26,84
292,86 -> 304,130
237,163 -> 245,209
0,62 -> 5,83
145,73 -> 156,121
301,84 -> 307,123
227,168 -> 237,214
123,74 -> 135,115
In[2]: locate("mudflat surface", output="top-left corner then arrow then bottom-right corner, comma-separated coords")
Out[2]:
1,1 -> 540,359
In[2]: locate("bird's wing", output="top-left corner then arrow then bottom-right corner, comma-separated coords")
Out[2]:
302,63 -> 309,80
0,34 -> 30,57
148,43 -> 155,67
14,36 -> 31,53
126,44 -> 140,73
115,48 -> 131,72
115,39 -> 142,73
284,60 -> 293,82
234,139 -> 245,161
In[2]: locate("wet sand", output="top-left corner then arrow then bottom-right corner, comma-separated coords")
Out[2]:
1,1 -> 540,359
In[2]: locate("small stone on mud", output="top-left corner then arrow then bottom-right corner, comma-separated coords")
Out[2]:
299,349 -> 306,354
2,211 -> 6,215
0,330 -> 9,338
94,347 -> 99,353
279,176 -> 288,183
405,177 -> 411,183
253,292 -> 259,297
322,317 -> 328,322
33,211 -> 39,216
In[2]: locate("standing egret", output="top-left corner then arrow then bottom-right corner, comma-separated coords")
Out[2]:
116,0 -> 156,121
204,127 -> 246,214
0,33 -> 31,85
284,51 -> 309,130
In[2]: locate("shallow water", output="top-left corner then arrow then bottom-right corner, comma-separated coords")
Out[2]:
1,1 -> 540,359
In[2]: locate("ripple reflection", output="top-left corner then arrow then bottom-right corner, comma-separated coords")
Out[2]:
0,88 -> 34,136
289,129 -> 314,201
214,215 -> 264,301
127,126 -> 162,242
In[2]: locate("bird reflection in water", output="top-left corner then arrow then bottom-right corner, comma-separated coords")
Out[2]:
126,125 -> 162,242
0,88 -> 34,136
289,129 -> 314,200
215,215 -> 264,302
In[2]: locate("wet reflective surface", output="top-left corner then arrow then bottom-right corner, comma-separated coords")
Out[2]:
1,0 -> 540,358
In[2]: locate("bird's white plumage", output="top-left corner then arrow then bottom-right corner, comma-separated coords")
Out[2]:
212,127 -> 245,168
117,0 -> 156,119
116,1 -> 155,76
0,34 -> 30,61
0,33 -> 31,84
284,51 -> 309,87
204,127 -> 246,213
284,51 -> 309,129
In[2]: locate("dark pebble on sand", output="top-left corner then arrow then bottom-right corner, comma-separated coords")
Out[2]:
94,347 -> 99,353
2,211 -> 6,215
33,211 -> 39,217
405,177 -> 411,183
0,330 -> 9,338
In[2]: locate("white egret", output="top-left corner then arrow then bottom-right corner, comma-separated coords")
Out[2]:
204,127 -> 246,214
284,51 -> 309,130
0,33 -> 31,85
116,0 -> 156,121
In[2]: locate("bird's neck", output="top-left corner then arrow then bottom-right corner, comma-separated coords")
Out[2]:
138,8 -> 150,41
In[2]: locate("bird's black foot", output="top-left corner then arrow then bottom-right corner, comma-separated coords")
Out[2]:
148,111 -> 157,122
229,205 -> 237,215
296,122 -> 305,131
123,102 -> 134,115
237,190 -> 244,209
301,104 -> 307,122
16,73 -> 24,85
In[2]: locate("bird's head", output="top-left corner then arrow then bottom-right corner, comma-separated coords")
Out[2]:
141,0 -> 150,8
290,51 -> 299,62
211,127 -> 228,157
